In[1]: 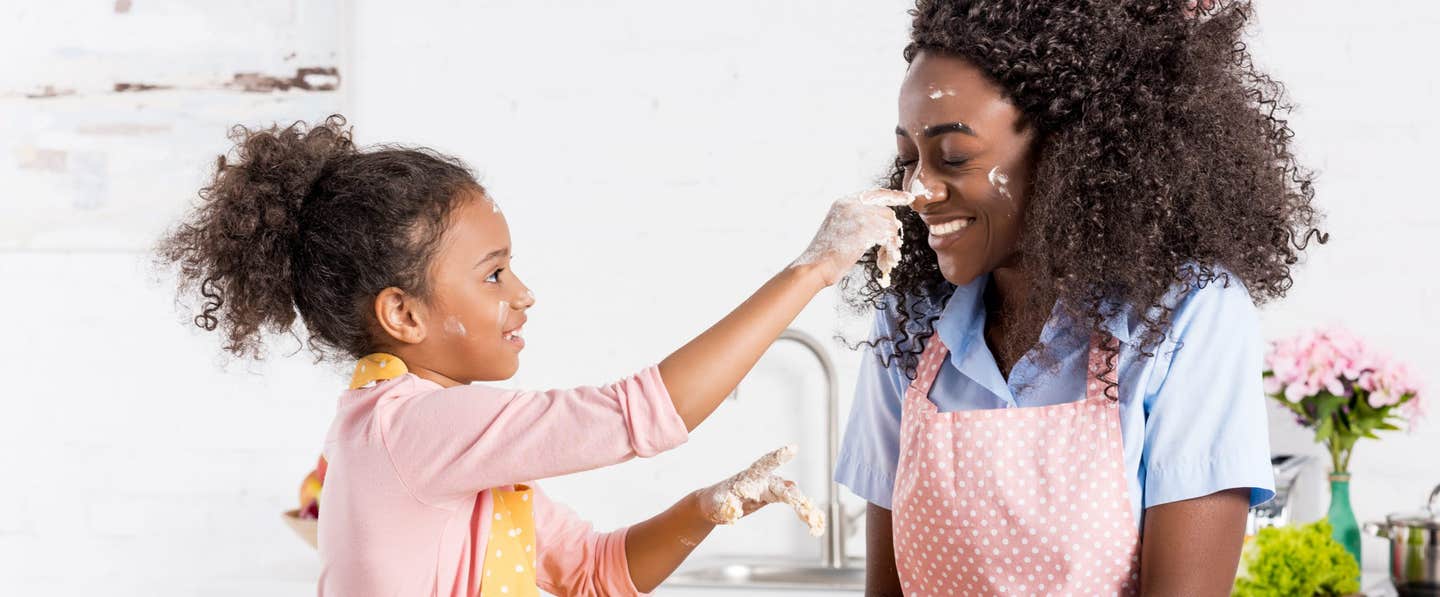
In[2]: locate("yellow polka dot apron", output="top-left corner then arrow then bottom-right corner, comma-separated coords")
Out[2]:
350,354 -> 541,597
891,336 -> 1141,596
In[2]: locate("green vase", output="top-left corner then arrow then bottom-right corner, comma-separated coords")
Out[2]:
1327,474 -> 1362,571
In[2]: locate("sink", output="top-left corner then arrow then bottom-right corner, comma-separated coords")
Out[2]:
666,559 -> 866,591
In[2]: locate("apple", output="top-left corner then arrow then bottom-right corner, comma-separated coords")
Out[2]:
298,455 -> 328,519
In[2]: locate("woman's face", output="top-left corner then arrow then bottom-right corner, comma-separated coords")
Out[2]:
897,51 -> 1036,286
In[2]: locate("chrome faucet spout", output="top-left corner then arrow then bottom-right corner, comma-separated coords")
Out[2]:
772,328 -> 845,570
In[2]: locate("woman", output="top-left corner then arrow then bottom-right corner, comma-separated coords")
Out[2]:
835,1 -> 1324,595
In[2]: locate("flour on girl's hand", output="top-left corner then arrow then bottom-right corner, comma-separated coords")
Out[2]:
697,445 -> 827,537
861,189 -> 911,288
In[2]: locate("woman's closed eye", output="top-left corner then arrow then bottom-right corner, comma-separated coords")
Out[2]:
898,156 -> 971,172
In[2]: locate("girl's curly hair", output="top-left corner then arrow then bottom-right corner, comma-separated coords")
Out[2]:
158,115 -> 482,360
848,0 -> 1325,380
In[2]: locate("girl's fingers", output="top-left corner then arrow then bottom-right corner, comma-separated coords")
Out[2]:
739,478 -> 797,516
770,476 -> 827,537
743,445 -> 796,476
856,189 -> 914,208
765,477 -> 795,503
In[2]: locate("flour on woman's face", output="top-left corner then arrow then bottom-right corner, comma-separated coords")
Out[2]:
988,166 -> 1013,201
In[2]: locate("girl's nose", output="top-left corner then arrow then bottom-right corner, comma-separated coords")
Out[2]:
514,286 -> 536,310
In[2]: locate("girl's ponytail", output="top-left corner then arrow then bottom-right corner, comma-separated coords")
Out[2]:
160,116 -> 355,358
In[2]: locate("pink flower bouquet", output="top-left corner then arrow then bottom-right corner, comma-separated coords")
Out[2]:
1264,327 -> 1424,473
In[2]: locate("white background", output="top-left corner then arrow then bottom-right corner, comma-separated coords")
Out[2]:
1,1 -> 1436,595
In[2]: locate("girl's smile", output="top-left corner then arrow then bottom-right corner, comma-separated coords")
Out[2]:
501,314 -> 526,351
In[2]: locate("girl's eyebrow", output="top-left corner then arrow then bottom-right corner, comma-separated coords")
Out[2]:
474,248 -> 510,268
895,122 -> 978,138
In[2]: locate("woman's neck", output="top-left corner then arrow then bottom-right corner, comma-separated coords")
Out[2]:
988,265 -> 1030,315
984,265 -> 1039,376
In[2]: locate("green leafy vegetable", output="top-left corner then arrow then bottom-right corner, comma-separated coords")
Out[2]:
1233,520 -> 1360,597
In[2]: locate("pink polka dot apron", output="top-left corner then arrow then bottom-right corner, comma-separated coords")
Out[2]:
891,335 -> 1140,596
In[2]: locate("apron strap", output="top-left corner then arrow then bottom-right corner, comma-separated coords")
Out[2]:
913,333 -> 950,395
1085,334 -> 1121,402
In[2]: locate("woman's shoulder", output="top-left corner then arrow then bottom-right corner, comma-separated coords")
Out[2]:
1166,264 -> 1258,326
1127,263 -> 1260,349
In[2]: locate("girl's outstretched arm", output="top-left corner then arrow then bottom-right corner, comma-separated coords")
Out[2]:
660,190 -> 909,430
530,446 -> 821,595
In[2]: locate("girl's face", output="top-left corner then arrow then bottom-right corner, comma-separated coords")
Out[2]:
418,191 -> 534,383
897,51 -> 1036,286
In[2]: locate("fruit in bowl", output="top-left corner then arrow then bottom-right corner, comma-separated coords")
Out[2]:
299,455 -> 327,518
283,455 -> 327,549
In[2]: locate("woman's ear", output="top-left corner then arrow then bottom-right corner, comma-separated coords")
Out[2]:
374,287 -> 428,345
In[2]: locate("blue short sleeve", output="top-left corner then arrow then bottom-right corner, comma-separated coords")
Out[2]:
834,309 -> 909,509
1142,278 -> 1276,509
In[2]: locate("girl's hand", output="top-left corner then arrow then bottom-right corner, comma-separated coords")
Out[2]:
694,445 -> 826,537
793,190 -> 911,287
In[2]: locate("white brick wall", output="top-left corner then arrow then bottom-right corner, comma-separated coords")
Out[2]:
1,1 -> 342,594
2,1 -> 1437,594
1242,0 -> 1440,575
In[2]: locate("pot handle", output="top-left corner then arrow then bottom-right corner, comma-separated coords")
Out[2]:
1363,521 -> 1388,538
1428,483 -> 1440,515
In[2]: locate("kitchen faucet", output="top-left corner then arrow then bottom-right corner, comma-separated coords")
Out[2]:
732,327 -> 850,569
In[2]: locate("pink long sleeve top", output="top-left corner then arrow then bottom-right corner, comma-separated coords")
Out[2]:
316,366 -> 690,596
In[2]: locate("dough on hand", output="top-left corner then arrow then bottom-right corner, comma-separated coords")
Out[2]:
698,445 -> 828,537
774,478 -> 826,537
876,231 -> 902,288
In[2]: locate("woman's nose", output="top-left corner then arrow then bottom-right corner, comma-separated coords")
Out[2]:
907,172 -> 946,210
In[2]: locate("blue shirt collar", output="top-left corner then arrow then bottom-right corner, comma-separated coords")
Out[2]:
929,275 -> 1135,405
933,275 -> 1135,348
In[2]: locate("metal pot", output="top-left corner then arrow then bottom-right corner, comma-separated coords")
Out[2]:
1366,484 -> 1440,595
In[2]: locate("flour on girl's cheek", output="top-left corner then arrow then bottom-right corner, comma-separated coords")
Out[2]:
442,316 -> 468,337
496,301 -> 510,331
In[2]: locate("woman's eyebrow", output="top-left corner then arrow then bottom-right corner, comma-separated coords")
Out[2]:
895,122 -> 978,138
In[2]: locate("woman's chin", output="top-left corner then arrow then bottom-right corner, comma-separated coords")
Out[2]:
937,257 -> 986,287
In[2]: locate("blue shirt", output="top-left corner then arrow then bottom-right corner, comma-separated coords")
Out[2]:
835,271 -> 1276,529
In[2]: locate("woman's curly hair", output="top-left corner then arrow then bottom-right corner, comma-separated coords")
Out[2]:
158,115 -> 481,360
848,0 -> 1325,380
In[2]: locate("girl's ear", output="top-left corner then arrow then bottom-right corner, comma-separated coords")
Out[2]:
374,287 -> 427,345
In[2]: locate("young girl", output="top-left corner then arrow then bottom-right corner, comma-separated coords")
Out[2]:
159,116 -> 909,596
835,1 -> 1324,595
